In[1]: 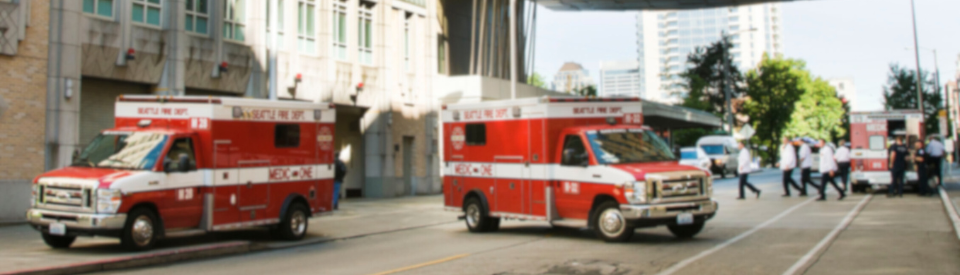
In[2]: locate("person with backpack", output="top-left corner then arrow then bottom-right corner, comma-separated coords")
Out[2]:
334,152 -> 348,210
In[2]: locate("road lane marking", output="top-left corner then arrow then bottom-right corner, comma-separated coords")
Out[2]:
368,254 -> 470,275
655,197 -> 818,275
781,194 -> 872,275
938,187 -> 960,241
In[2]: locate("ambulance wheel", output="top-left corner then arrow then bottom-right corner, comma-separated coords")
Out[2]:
275,203 -> 309,241
121,208 -> 159,251
668,222 -> 705,239
591,201 -> 634,242
464,197 -> 495,233
41,233 -> 75,249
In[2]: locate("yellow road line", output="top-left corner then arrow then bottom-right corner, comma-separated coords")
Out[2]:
368,254 -> 470,275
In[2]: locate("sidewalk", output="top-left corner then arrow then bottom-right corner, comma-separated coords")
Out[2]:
0,195 -> 454,275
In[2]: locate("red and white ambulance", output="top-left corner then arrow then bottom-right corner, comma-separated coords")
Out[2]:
849,110 -> 924,192
26,96 -> 336,250
442,97 -> 717,242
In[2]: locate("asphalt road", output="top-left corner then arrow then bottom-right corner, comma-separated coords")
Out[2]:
103,169 -> 960,275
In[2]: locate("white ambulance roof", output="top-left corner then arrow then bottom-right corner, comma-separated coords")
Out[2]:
118,95 -> 333,110
443,96 -> 640,110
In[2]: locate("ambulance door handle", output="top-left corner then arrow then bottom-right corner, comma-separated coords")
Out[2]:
246,181 -> 253,189
593,174 -> 601,179
510,182 -> 515,189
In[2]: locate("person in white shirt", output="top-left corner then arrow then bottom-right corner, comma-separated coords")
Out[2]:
835,140 -> 851,190
818,139 -> 846,201
797,139 -> 821,194
737,142 -> 761,199
778,137 -> 803,196
926,136 -> 945,186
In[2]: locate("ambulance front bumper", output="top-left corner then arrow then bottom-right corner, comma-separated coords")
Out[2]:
852,171 -> 918,185
620,199 -> 718,220
26,208 -> 127,231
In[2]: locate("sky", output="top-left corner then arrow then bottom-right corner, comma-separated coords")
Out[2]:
532,0 -> 960,112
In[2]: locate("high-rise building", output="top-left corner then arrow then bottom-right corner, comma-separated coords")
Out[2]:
637,3 -> 783,104
552,62 -> 594,94
599,61 -> 643,98
828,78 -> 857,111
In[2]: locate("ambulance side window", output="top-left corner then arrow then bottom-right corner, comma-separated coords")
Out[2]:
275,124 -> 301,148
465,124 -> 486,146
165,138 -> 197,171
561,135 -> 586,166
869,136 -> 885,150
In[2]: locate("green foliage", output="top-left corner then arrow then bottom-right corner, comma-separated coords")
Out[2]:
673,75 -> 722,147
882,64 -> 942,135
743,54 -> 809,165
574,85 -> 597,97
527,72 -> 547,89
783,77 -> 846,142
680,37 -> 745,116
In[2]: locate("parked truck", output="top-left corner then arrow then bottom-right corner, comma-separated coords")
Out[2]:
441,97 -> 717,242
849,110 -> 924,192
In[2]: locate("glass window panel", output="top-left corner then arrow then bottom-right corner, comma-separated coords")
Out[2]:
338,13 -> 346,43
297,3 -> 304,34
365,20 -> 371,48
196,17 -> 208,34
83,0 -> 95,14
148,0 -> 160,3
306,5 -> 315,35
235,25 -> 245,41
278,0 -> 284,28
147,7 -> 161,25
236,0 -> 245,23
198,0 -> 208,13
223,24 -> 232,39
132,4 -> 145,22
98,0 -> 113,17
186,0 -> 194,11
185,15 -> 194,31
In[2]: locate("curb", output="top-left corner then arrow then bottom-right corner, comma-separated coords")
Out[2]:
1,220 -> 458,275
938,186 -> 960,241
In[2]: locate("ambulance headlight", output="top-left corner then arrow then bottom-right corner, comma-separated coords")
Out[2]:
624,181 -> 647,204
96,189 -> 122,214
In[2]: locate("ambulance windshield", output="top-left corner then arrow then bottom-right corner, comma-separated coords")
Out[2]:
71,132 -> 169,170
586,129 -> 676,164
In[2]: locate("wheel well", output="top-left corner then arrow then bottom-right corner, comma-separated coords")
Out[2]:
128,203 -> 164,237
280,194 -> 311,220
588,195 -> 619,229
462,190 -> 487,212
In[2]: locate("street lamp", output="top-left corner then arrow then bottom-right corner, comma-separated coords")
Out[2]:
720,28 -> 757,135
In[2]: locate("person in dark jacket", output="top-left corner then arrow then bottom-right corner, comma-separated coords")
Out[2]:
334,152 -> 348,210
914,140 -> 932,196
888,136 -> 908,198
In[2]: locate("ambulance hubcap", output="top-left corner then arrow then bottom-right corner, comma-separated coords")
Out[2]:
599,209 -> 626,237
290,211 -> 306,236
466,204 -> 481,228
131,216 -> 154,247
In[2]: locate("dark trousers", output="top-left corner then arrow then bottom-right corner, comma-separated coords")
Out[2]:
929,157 -> 943,186
890,169 -> 905,196
782,169 -> 803,195
837,162 -> 851,190
801,168 -> 821,193
739,174 -> 759,198
820,171 -> 845,199
917,165 -> 931,195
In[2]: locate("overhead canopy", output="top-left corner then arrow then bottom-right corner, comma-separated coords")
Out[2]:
642,100 -> 721,130
538,0 -> 799,11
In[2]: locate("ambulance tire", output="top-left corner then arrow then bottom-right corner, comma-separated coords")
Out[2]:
464,197 -> 495,233
668,222 -> 705,239
121,208 -> 159,251
591,201 -> 634,242
41,233 -> 75,249
275,203 -> 309,241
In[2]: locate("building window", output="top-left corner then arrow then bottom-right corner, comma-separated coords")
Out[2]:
83,0 -> 114,18
298,0 -> 316,54
275,124 -> 301,148
224,0 -> 246,42
267,0 -> 284,48
332,0 -> 347,60
358,2 -> 374,65
404,12 -> 412,71
437,35 -> 446,74
185,0 -> 209,34
132,0 -> 162,27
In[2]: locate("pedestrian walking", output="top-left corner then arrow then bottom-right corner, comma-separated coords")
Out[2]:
333,151 -> 348,210
818,139 -> 846,201
889,136 -> 908,198
737,142 -> 761,199
778,137 -> 803,196
914,140 -> 932,196
835,140 -> 851,191
797,139 -> 820,194
926,136 -> 945,187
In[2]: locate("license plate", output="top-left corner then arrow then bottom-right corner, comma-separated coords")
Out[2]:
49,223 -> 66,236
677,213 -> 694,225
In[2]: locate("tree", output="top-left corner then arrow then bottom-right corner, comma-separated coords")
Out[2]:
680,37 -> 746,117
574,85 -> 597,97
783,77 -> 846,142
672,75 -> 721,147
743,54 -> 808,165
527,72 -> 547,89
882,64 -> 942,135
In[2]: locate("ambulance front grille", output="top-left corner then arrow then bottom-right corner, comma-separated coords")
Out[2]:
37,184 -> 95,213
648,172 -> 709,203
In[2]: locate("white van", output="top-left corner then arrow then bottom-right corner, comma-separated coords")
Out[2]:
696,136 -> 739,178
680,147 -> 711,172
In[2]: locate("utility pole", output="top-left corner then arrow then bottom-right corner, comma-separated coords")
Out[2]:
910,0 -> 924,115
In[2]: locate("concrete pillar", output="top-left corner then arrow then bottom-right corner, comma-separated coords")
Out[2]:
45,0 -> 83,170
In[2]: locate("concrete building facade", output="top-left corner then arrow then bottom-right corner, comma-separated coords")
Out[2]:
551,62 -> 592,94
637,3 -> 783,103
0,0 -> 48,222
598,60 -> 642,98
